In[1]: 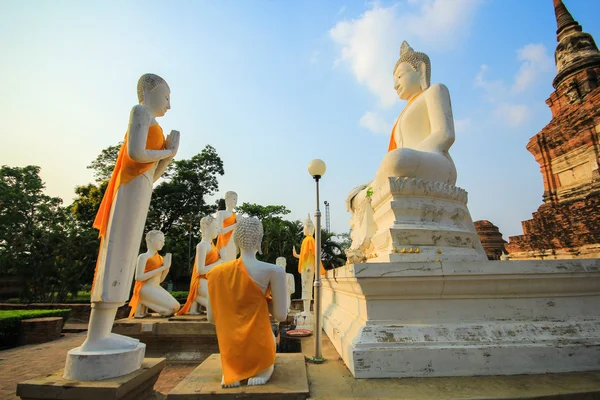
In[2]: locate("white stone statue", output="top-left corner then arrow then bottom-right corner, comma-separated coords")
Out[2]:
346,41 -> 485,263
216,191 -> 238,262
177,215 -> 222,315
206,217 -> 287,387
292,214 -> 317,316
64,73 -> 179,381
129,230 -> 180,318
275,256 -> 296,314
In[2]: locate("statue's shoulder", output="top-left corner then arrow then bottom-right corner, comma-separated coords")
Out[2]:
424,83 -> 450,98
130,104 -> 152,122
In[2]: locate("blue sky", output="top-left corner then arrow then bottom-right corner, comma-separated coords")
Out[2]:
1,0 -> 599,240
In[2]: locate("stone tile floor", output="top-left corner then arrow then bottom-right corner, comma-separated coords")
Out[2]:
0,333 -> 197,400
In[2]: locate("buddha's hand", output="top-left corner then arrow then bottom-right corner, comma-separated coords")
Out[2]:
165,130 -> 180,156
292,247 -> 299,258
163,253 -> 172,269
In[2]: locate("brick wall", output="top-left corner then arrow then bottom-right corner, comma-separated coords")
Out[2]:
19,317 -> 63,345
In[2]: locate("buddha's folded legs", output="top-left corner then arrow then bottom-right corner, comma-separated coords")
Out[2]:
376,148 -> 457,186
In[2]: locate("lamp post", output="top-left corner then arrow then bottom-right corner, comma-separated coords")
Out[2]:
308,159 -> 326,363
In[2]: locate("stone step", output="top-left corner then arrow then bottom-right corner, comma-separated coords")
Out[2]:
167,353 -> 309,400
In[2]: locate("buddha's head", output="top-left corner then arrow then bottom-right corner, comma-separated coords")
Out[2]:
200,215 -> 218,241
146,230 -> 165,251
137,73 -> 171,117
234,217 -> 264,254
224,191 -> 238,211
303,214 -> 315,237
393,41 -> 431,101
275,257 -> 287,270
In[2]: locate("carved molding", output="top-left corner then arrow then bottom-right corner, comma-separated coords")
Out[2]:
387,177 -> 469,204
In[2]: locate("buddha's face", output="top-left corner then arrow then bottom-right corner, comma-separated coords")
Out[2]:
225,193 -> 238,210
151,234 -> 165,251
145,83 -> 171,117
394,63 -> 422,101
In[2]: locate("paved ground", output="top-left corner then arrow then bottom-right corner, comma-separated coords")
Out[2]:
3,331 -> 600,399
0,333 -> 197,400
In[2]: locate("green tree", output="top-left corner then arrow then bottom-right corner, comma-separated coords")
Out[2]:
87,142 -> 122,183
0,165 -> 91,302
236,203 -> 291,220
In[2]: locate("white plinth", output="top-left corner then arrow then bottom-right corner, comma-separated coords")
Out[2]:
322,258 -> 600,378
63,342 -> 146,381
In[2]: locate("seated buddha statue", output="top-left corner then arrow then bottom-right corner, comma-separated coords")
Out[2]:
206,217 -> 287,387
129,230 -> 180,318
177,215 -> 222,315
347,41 -> 458,258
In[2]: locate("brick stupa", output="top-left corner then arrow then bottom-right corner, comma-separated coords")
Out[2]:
474,220 -> 507,260
506,0 -> 600,259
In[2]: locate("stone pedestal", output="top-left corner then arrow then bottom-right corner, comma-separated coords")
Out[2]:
322,258 -> 600,378
64,339 -> 146,381
112,315 -> 218,363
167,353 -> 309,399
17,358 -> 165,400
367,177 -> 487,263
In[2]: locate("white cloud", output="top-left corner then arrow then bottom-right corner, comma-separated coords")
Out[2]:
330,0 -> 483,108
511,43 -> 553,93
473,43 -> 551,128
494,104 -> 531,127
359,111 -> 393,135
454,118 -> 472,134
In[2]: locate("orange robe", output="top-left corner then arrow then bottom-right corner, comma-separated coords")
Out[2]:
91,124 -> 165,293
128,253 -> 164,317
216,213 -> 236,250
387,93 -> 422,152
207,259 -> 275,385
298,235 -> 326,276
177,244 -> 220,315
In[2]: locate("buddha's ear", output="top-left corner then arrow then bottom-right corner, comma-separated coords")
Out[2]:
418,61 -> 427,90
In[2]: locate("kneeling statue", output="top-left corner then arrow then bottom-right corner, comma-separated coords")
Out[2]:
129,230 -> 181,317
207,217 -> 287,387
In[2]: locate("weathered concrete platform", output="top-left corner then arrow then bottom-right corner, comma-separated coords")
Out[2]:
301,335 -> 600,399
112,315 -> 218,362
16,358 -> 165,400
167,353 -> 309,400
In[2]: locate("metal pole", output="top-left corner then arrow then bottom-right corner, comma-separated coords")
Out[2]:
312,177 -> 324,362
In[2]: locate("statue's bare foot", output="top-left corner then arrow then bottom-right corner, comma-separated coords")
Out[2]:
80,333 -> 139,352
247,365 -> 274,386
221,376 -> 240,388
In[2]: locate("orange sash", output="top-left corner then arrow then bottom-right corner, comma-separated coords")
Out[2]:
216,213 -> 236,250
388,93 -> 422,152
91,124 -> 165,293
207,259 -> 275,385
298,235 -> 326,276
177,244 -> 220,315
128,253 -> 164,317
93,124 -> 165,239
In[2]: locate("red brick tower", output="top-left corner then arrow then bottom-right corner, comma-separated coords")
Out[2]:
506,0 -> 600,259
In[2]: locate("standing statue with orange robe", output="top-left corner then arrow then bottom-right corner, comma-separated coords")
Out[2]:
207,217 -> 287,388
292,214 -> 326,316
178,216 -> 222,315
216,191 -> 238,262
64,74 -> 180,381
